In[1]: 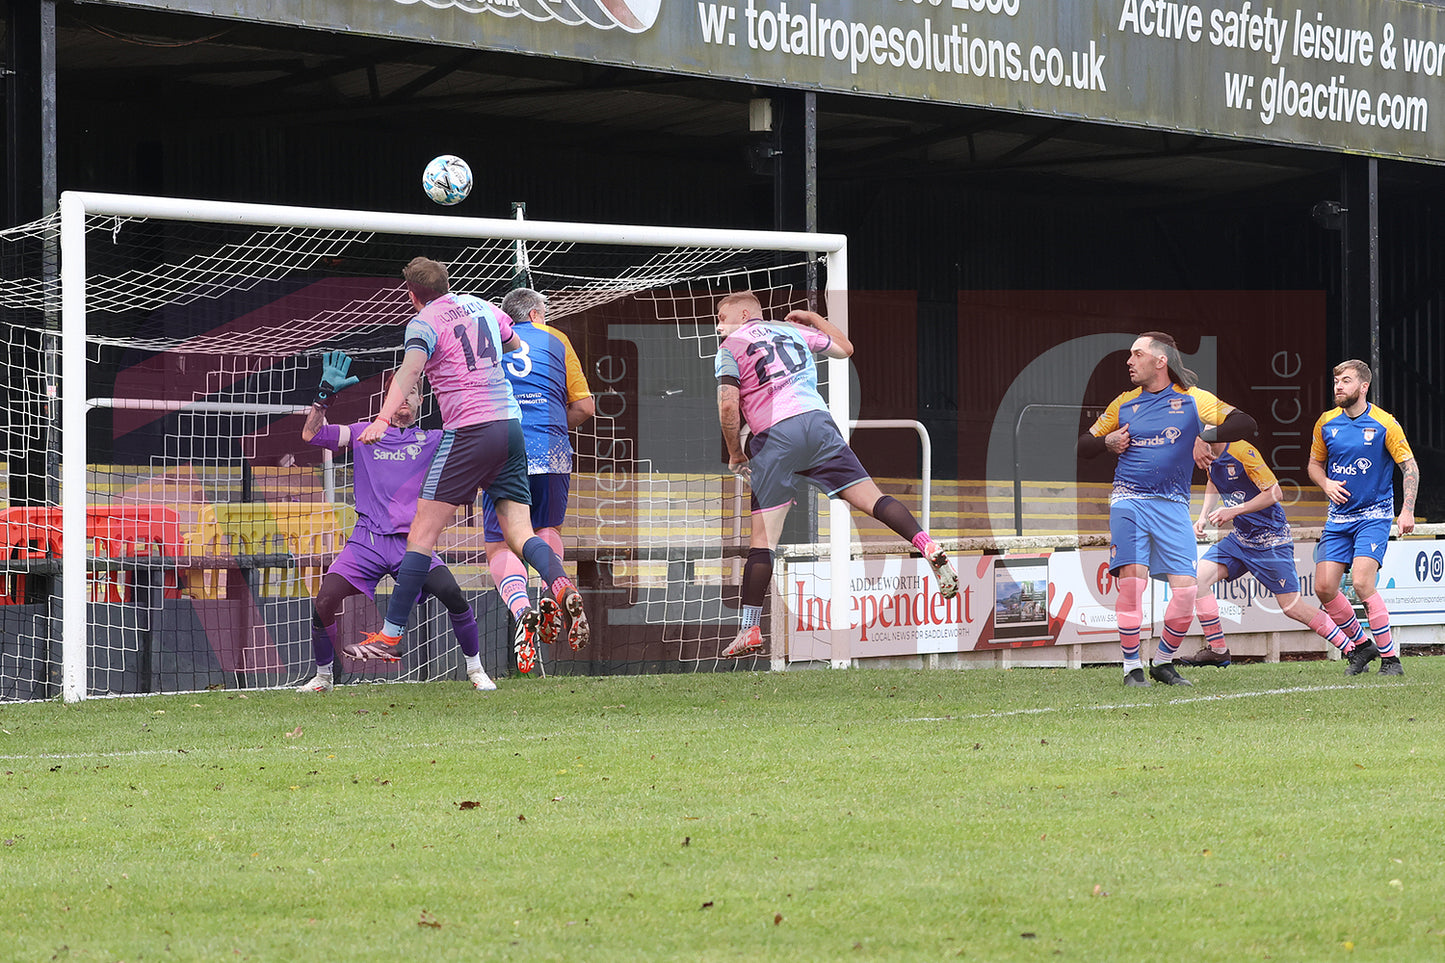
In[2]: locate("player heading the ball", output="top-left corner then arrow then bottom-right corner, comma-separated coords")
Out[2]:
355,257 -> 589,661
482,286 -> 596,674
714,292 -> 958,660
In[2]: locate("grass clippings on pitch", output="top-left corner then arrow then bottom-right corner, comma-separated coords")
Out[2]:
2,659 -> 1443,962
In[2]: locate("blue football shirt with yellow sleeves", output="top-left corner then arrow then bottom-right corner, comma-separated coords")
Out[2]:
1207,441 -> 1291,548
502,318 -> 592,474
1309,403 -> 1413,525
1089,384 -> 1234,504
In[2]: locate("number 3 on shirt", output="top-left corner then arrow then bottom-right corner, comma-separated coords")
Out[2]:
453,319 -> 499,370
505,338 -> 533,378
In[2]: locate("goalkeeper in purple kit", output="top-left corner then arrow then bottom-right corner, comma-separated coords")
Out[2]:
714,292 -> 957,660
295,352 -> 494,693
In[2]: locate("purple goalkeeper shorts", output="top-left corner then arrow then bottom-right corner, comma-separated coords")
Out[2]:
328,525 -> 445,599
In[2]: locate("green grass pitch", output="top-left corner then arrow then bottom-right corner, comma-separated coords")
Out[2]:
2,659 -> 1443,961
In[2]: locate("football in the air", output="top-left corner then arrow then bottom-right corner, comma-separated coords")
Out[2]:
422,155 -> 473,206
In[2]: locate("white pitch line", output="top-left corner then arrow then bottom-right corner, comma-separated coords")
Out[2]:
0,682 -> 1421,763
905,680 -> 1422,722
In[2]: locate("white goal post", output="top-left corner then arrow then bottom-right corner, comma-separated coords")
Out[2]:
51,191 -> 853,701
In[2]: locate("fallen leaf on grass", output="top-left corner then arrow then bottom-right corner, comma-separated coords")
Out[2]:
418,910 -> 442,929
518,814 -> 526,822
1092,885 -> 1109,897
700,901 -> 713,909
285,726 -> 303,738
774,913 -> 783,925
456,800 -> 481,810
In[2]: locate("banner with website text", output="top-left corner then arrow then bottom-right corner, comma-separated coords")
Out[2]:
783,537 -> 1445,660
120,0 -> 1445,162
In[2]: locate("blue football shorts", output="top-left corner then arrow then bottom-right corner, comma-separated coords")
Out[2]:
1108,498 -> 1198,578
1314,516 -> 1393,568
1203,533 -> 1301,596
481,472 -> 570,542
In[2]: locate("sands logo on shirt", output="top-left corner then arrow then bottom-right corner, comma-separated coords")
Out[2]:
1331,457 -> 1373,475
374,446 -> 422,462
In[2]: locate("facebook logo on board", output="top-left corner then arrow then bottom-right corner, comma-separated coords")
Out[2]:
1414,550 -> 1444,582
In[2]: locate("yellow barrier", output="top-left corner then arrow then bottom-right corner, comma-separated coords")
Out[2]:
183,503 -> 357,599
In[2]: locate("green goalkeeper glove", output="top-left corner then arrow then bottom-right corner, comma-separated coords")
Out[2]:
314,350 -> 360,408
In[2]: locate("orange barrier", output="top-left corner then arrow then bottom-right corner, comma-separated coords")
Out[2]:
0,505 -> 183,604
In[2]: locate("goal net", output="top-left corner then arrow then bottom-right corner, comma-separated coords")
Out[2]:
0,193 -> 851,701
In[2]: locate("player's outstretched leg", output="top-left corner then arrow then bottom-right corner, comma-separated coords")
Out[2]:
487,544 -> 542,675
423,566 -> 495,692
299,574 -> 358,692
1178,566 -> 1231,667
298,609 -> 337,693
514,608 -> 541,674
536,529 -> 566,646
1317,575 -> 1375,675
1149,584 -> 1195,686
1117,575 -> 1149,687
851,487 -> 958,599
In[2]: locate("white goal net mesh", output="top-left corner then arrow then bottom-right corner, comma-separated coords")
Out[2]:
0,201 -> 835,699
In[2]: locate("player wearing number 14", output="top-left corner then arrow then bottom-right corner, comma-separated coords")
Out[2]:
354,257 -> 588,660
714,293 -> 958,660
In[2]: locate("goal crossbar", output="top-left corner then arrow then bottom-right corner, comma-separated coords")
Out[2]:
56,190 -> 852,700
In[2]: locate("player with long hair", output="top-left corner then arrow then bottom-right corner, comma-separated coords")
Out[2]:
1177,439 -> 1352,666
1078,332 -> 1257,687
482,287 -> 595,674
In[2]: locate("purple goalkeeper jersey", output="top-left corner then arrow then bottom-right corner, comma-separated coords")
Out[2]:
308,421 -> 442,536
715,320 -> 833,434
404,292 -> 521,429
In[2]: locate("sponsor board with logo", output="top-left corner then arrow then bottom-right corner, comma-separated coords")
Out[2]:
782,539 -> 1445,660
109,0 -> 1445,163
1377,538 -> 1445,626
783,555 -> 988,661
